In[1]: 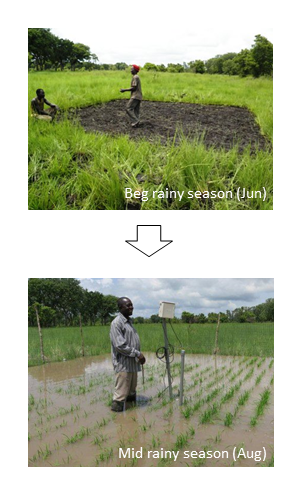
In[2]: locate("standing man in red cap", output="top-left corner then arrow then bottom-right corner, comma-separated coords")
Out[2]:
120,65 -> 142,128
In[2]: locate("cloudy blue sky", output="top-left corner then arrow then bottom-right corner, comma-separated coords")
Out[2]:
51,24 -> 273,66
78,279 -> 274,317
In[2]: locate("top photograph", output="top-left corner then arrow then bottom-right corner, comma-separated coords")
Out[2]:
28,28 -> 273,210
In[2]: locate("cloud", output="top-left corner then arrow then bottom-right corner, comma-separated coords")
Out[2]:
78,278 -> 274,317
51,23 -> 273,65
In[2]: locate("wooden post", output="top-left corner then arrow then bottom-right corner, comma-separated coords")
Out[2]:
214,313 -> 220,355
79,313 -> 85,357
35,304 -> 45,364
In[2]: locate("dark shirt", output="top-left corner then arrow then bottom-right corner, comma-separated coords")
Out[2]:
130,75 -> 142,100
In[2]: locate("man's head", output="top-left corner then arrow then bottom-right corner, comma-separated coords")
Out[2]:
131,65 -> 140,75
118,297 -> 133,318
36,89 -> 45,99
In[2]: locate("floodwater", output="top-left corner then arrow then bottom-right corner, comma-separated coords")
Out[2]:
28,353 -> 274,467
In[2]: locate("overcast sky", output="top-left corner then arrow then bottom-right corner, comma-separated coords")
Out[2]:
78,279 -> 274,317
52,19 -> 273,66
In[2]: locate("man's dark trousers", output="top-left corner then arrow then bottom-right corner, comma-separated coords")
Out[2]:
126,99 -> 141,125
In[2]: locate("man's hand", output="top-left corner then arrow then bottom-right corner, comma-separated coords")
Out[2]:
138,353 -> 146,365
120,89 -> 126,93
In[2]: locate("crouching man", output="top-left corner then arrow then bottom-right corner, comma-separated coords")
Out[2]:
31,88 -> 59,122
110,297 -> 146,412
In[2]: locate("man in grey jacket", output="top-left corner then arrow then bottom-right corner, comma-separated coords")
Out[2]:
110,297 -> 146,412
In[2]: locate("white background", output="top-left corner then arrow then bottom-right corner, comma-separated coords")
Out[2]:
1,0 -> 302,492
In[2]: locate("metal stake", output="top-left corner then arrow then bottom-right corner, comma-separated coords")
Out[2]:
179,349 -> 185,405
162,318 -> 173,400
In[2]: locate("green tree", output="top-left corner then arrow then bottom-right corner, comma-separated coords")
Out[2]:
52,38 -> 74,71
69,43 -> 92,71
233,49 -> 257,77
28,28 -> 57,70
134,316 -> 145,324
99,295 -> 118,325
207,312 -> 219,323
28,278 -> 83,326
150,314 -> 161,323
189,60 -> 205,74
196,313 -> 207,323
251,35 -> 273,77
222,59 -> 238,75
167,63 -> 184,73
114,62 -> 128,70
144,62 -> 158,71
181,311 -> 195,323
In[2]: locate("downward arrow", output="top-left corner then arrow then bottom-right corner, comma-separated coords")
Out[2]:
126,225 -> 173,257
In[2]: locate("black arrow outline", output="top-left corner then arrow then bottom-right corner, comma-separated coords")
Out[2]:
126,225 -> 173,257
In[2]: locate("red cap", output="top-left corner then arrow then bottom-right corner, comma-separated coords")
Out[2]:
132,64 -> 140,72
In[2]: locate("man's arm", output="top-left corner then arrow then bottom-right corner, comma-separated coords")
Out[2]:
110,321 -> 141,357
121,76 -> 138,93
44,98 -> 57,108
120,87 -> 136,93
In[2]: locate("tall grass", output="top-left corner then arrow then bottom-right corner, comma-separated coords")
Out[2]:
28,322 -> 274,366
28,71 -> 273,210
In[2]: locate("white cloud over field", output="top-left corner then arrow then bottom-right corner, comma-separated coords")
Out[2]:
52,5 -> 273,66
78,279 -> 274,317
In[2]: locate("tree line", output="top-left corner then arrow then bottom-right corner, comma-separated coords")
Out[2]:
133,298 -> 274,325
29,30 -> 272,78
28,29 -> 99,71
143,35 -> 272,77
28,278 -> 274,328
28,278 -> 117,327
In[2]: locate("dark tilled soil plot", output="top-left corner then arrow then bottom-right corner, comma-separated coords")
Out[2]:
76,100 -> 270,151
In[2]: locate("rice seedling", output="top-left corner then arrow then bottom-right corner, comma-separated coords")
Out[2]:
238,390 -> 250,406
244,368 -> 255,381
224,412 -> 233,427
255,370 -> 266,385
36,444 -> 52,460
269,359 -> 274,369
174,433 -> 189,450
64,426 -> 91,444
200,403 -> 219,424
92,434 -> 108,446
150,434 -> 161,449
96,447 -> 113,463
139,417 -> 153,432
191,445 -> 212,467
250,388 -> 271,426
221,386 -> 236,404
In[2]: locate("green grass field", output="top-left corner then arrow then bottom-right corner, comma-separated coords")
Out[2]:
28,71 -> 273,210
28,322 -> 274,366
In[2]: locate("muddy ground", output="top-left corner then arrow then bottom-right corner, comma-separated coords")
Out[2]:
76,100 -> 270,151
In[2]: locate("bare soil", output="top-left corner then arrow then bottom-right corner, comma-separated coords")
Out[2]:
76,100 -> 270,151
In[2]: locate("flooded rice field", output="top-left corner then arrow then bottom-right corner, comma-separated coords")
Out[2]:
28,353 -> 274,467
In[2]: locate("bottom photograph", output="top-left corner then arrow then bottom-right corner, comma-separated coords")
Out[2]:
28,278 -> 274,467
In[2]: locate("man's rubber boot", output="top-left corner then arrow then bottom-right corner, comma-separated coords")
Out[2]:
111,400 -> 124,412
126,394 -> 136,403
